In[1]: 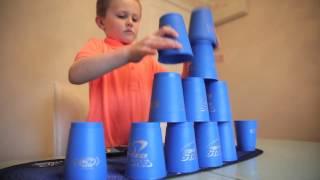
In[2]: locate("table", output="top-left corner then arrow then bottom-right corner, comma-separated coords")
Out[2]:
161,139 -> 320,179
1,139 -> 319,180
211,139 -> 320,180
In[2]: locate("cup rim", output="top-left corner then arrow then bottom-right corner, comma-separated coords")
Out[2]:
194,121 -> 217,125
71,122 -> 103,128
131,121 -> 160,128
167,122 -> 194,127
191,6 -> 212,14
155,72 -> 180,78
160,12 -> 183,19
182,76 -> 204,81
234,120 -> 258,126
234,120 -> 257,122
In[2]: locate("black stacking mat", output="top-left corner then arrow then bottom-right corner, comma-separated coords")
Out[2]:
0,149 -> 263,180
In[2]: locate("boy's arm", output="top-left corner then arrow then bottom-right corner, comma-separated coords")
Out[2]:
69,47 -> 131,84
69,26 -> 181,85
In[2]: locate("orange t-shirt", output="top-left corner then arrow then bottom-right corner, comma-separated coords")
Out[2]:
75,38 -> 165,147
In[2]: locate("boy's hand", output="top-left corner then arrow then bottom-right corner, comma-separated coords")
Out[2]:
127,26 -> 182,62
214,36 -> 224,63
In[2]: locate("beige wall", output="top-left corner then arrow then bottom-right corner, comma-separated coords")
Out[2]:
216,0 -> 320,141
0,0 -> 319,162
0,0 -> 186,162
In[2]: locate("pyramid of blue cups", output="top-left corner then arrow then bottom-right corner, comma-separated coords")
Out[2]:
126,7 -> 240,179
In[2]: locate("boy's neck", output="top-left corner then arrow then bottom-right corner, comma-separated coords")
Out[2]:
104,37 -> 125,47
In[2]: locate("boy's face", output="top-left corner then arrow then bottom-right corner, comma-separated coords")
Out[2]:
97,0 -> 141,44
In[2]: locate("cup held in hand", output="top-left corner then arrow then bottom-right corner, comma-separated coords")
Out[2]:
158,13 -> 193,64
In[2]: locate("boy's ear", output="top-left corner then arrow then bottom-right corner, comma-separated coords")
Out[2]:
95,16 -> 105,30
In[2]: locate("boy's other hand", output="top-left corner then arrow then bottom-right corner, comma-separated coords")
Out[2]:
127,26 -> 182,62
214,36 -> 224,63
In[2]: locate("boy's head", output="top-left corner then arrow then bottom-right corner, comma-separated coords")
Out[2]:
95,0 -> 142,44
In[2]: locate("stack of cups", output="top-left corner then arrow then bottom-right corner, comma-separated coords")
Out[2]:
151,12 -> 200,175
206,80 -> 238,162
189,7 -> 231,165
188,7 -> 238,163
149,72 -> 199,174
183,77 -> 223,168
189,7 -> 218,80
140,7 -> 244,177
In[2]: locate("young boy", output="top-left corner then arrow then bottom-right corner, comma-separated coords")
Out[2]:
69,0 -> 181,148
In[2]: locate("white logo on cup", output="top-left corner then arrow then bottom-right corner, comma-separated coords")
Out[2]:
181,142 -> 197,162
206,94 -> 216,113
206,23 -> 211,34
73,157 -> 100,169
249,129 -> 255,134
200,100 -> 209,112
208,139 -> 220,158
128,140 -> 153,168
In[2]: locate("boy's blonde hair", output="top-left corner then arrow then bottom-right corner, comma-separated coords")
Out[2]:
96,0 -> 142,17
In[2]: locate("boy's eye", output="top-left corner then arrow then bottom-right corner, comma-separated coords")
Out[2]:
132,16 -> 140,22
132,17 -> 138,22
117,14 -> 127,19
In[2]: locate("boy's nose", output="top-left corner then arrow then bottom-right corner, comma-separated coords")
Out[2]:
126,19 -> 133,27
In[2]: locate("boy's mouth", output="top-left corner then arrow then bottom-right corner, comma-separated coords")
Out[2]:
124,29 -> 134,34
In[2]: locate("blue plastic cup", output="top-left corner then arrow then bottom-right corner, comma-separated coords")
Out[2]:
235,120 -> 258,151
189,7 -> 217,47
218,121 -> 238,162
65,122 -> 107,180
158,13 -> 193,64
206,80 -> 232,122
183,77 -> 210,122
149,72 -> 187,122
126,122 -> 167,179
189,40 -> 218,79
165,122 -> 199,174
195,122 -> 223,168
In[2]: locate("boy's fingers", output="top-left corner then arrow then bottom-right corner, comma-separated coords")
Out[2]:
149,37 -> 182,50
156,26 -> 179,38
142,47 -> 157,55
215,35 -> 223,49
